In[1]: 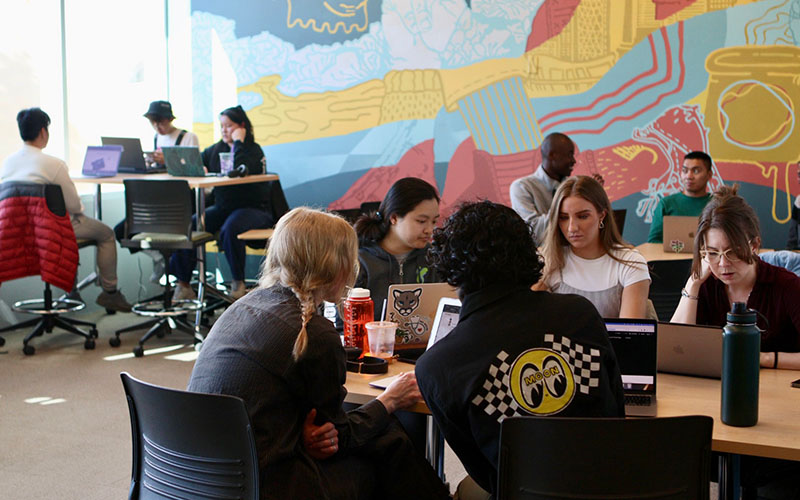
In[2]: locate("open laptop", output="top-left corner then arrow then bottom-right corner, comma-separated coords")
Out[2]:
657,322 -> 723,378
81,145 -> 122,177
385,283 -> 458,350
100,137 -> 159,173
370,297 -> 462,389
605,318 -> 658,417
662,215 -> 699,254
162,146 -> 212,177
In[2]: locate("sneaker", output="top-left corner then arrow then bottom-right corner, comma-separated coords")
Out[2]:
144,250 -> 166,284
173,283 -> 197,302
230,280 -> 248,300
96,290 -> 133,313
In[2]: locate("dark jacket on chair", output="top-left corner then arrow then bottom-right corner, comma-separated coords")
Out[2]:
0,182 -> 78,291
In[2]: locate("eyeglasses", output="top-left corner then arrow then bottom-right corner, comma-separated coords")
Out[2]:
701,248 -> 742,264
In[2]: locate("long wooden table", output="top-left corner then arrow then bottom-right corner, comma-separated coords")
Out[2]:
346,365 -> 800,498
636,242 -> 778,263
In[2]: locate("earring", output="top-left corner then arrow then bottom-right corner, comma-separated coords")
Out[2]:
599,219 -> 605,229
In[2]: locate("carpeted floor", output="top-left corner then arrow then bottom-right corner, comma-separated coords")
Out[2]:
0,308 -> 467,499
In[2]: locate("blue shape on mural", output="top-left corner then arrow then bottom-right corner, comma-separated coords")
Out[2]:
433,107 -> 470,163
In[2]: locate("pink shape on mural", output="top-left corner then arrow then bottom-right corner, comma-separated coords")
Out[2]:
652,0 -> 699,20
525,0 -> 582,52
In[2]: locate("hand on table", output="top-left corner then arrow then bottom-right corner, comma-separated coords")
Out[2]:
152,149 -> 164,164
302,408 -> 338,460
377,371 -> 422,414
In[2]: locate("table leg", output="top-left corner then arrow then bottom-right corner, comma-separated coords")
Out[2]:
426,416 -> 446,482
718,453 -> 741,500
193,187 -> 206,345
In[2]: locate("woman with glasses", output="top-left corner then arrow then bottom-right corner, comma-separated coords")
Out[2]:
672,185 -> 800,370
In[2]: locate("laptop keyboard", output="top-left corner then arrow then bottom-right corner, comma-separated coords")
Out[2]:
625,395 -> 653,406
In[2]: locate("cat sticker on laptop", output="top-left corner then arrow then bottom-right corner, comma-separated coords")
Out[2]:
386,283 -> 457,349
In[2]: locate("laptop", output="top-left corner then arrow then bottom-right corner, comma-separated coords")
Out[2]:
370,297 -> 462,389
605,318 -> 658,417
162,146 -> 210,177
662,215 -> 699,254
657,322 -> 723,378
81,145 -> 122,177
385,283 -> 458,350
100,137 -> 156,173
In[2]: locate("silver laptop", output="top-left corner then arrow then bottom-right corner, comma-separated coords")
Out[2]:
657,322 -> 722,378
369,297 -> 462,389
662,215 -> 699,254
81,145 -> 122,177
605,318 -> 658,417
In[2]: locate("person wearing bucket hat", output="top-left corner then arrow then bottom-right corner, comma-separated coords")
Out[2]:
142,100 -> 199,166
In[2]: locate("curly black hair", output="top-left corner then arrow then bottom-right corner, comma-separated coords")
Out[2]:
428,200 -> 543,294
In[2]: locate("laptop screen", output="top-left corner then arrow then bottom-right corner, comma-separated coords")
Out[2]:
426,298 -> 461,350
82,145 -> 122,176
605,319 -> 657,394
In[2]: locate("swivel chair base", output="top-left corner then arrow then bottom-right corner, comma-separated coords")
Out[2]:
111,299 -> 202,357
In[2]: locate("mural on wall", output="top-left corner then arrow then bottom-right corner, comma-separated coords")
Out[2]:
190,0 -> 800,247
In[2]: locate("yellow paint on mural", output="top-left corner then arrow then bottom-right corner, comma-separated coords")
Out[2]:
715,159 -> 793,223
613,145 -> 659,164
287,0 -> 369,34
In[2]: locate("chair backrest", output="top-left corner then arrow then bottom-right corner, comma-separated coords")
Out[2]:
120,372 -> 259,500
613,208 -> 627,234
123,179 -> 192,237
360,201 -> 380,215
497,416 -> 712,500
648,259 -> 692,321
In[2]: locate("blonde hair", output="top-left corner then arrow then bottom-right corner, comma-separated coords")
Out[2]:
541,176 -> 637,284
258,207 -> 358,360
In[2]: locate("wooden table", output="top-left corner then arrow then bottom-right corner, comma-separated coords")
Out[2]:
636,243 -> 777,263
346,365 -> 800,498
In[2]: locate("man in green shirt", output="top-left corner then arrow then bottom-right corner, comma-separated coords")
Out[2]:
648,151 -> 714,243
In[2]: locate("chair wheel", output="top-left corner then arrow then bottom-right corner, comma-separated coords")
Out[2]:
23,344 -> 35,355
84,339 -> 95,350
133,345 -> 144,357
109,336 -> 121,348
106,308 -> 116,315
0,337 -> 5,347
90,328 -> 99,338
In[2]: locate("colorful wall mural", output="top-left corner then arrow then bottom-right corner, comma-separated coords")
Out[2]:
189,0 -> 800,248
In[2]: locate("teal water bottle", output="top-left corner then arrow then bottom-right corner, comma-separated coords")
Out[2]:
721,302 -> 760,427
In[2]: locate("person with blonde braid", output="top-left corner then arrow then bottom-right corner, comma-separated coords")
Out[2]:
187,207 -> 450,500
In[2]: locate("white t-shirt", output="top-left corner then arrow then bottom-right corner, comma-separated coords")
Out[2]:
154,128 -> 199,150
1,144 -> 84,215
547,246 -> 650,318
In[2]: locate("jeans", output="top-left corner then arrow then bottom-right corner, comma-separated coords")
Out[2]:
71,213 -> 118,291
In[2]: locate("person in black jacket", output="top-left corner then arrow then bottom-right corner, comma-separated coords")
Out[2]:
171,105 -> 274,300
416,201 -> 625,499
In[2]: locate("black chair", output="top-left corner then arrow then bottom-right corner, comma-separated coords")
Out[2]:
497,415 -> 713,500
648,259 -> 692,321
120,372 -> 259,500
360,201 -> 380,215
112,179 -> 213,356
0,182 -> 97,355
613,208 -> 627,234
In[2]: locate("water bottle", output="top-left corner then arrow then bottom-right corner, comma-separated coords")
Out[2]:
343,288 -> 374,352
721,302 -> 760,427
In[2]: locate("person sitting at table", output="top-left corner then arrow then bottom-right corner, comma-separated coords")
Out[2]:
647,151 -> 714,243
671,185 -> 800,370
187,207 -> 450,500
171,105 -> 274,301
537,175 -> 651,319
113,100 -> 200,283
1,107 -> 133,313
416,200 -> 625,499
354,177 -> 440,319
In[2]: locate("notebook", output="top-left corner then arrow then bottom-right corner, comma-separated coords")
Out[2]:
605,318 -> 658,417
81,145 -> 122,177
162,146 -> 211,177
662,215 -> 699,254
100,137 -> 153,173
657,322 -> 723,378
385,283 -> 458,350
370,297 -> 462,389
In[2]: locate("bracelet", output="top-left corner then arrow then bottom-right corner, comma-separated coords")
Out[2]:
680,288 -> 699,300
773,352 -> 779,369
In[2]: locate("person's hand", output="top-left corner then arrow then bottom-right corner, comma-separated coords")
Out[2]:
152,149 -> 164,164
376,372 -> 421,414
231,128 -> 246,142
592,173 -> 605,186
686,256 -> 712,294
302,409 -> 338,460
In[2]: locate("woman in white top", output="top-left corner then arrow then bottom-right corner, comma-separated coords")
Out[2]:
537,175 -> 650,318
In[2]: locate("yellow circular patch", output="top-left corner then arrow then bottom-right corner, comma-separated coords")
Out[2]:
509,348 -> 575,415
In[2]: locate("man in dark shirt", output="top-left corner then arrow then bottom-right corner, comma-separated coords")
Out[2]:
416,201 -> 625,498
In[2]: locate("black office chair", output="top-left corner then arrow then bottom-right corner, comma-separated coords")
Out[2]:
120,372 -> 259,500
360,201 -> 380,215
497,415 -> 713,500
111,179 -> 214,356
0,182 -> 97,355
648,259 -> 692,321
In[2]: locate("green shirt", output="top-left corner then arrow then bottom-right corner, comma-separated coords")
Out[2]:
647,192 -> 712,243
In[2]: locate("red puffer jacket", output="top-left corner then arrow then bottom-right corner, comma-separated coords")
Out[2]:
0,182 -> 78,291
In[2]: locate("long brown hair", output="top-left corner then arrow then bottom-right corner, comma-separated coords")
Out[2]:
258,207 -> 358,360
541,176 -> 638,284
691,184 -> 760,278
